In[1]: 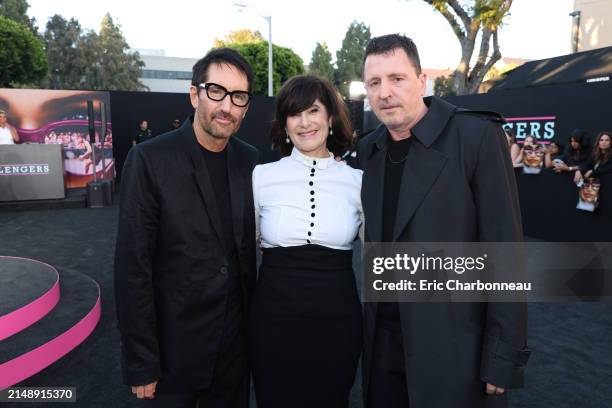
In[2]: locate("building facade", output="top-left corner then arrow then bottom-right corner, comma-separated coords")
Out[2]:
572,0 -> 612,52
138,53 -> 198,93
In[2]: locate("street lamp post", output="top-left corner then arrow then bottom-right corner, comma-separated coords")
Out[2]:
569,10 -> 581,53
265,15 -> 272,97
233,3 -> 273,96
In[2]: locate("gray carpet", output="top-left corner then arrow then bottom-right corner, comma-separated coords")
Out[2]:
0,267 -> 98,362
0,203 -> 610,407
0,257 -> 57,315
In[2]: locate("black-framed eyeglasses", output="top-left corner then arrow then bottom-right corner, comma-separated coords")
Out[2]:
196,82 -> 252,107
523,145 -> 544,155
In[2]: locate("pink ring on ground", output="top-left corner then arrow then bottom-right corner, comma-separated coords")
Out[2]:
0,256 -> 61,341
0,262 -> 101,391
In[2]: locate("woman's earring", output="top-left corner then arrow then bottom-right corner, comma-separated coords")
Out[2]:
329,127 -> 333,136
286,137 -> 290,144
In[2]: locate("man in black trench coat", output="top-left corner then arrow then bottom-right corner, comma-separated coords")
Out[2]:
114,48 -> 258,407
357,34 -> 531,408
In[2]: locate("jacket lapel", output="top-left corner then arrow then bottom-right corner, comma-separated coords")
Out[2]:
391,96 -> 455,240
362,129 -> 387,242
393,141 -> 447,240
226,140 -> 244,250
179,120 -> 227,252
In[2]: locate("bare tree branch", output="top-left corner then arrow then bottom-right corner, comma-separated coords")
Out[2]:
421,0 -> 511,95
423,0 -> 465,40
446,0 -> 471,29
468,29 -> 501,93
469,27 -> 492,83
483,29 -> 502,73
466,18 -> 480,48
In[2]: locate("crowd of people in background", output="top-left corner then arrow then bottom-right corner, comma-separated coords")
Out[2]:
574,131 -> 612,182
506,127 -> 611,211
506,128 -> 612,177
44,130 -> 112,150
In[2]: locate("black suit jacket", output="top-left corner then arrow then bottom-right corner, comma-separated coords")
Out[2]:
113,118 -> 258,391
357,97 -> 530,408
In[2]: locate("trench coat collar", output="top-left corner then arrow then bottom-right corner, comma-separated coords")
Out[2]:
373,96 -> 456,151
364,97 -> 453,242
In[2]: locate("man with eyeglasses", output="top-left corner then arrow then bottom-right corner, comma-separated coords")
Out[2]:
114,48 -> 258,408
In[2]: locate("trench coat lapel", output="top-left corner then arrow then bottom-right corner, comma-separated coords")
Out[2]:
392,136 -> 448,241
391,96 -> 455,240
361,129 -> 387,243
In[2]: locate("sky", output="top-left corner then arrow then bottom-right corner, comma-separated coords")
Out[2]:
28,0 -> 575,69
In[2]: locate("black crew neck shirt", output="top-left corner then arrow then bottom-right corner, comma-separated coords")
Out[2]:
199,145 -> 236,257
379,134 -> 413,329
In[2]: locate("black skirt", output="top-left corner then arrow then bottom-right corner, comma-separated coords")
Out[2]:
247,245 -> 362,408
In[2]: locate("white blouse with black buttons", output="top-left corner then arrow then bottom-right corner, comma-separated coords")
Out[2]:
253,147 -> 363,250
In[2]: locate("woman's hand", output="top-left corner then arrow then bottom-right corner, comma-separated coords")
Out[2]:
573,170 -> 583,184
554,162 -> 569,172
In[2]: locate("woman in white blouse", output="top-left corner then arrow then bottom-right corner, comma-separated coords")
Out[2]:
248,75 -> 363,408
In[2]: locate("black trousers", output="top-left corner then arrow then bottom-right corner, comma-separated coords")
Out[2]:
367,320 -> 509,408
367,323 -> 411,408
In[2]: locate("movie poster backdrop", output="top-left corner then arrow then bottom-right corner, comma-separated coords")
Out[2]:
0,89 -> 113,188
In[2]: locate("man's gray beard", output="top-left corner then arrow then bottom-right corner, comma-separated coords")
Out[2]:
200,117 -> 235,140
206,124 -> 232,139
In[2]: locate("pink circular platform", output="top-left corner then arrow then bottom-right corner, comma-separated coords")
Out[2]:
0,256 -> 101,390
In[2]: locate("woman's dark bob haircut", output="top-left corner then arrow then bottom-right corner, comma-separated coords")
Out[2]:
271,75 -> 353,156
